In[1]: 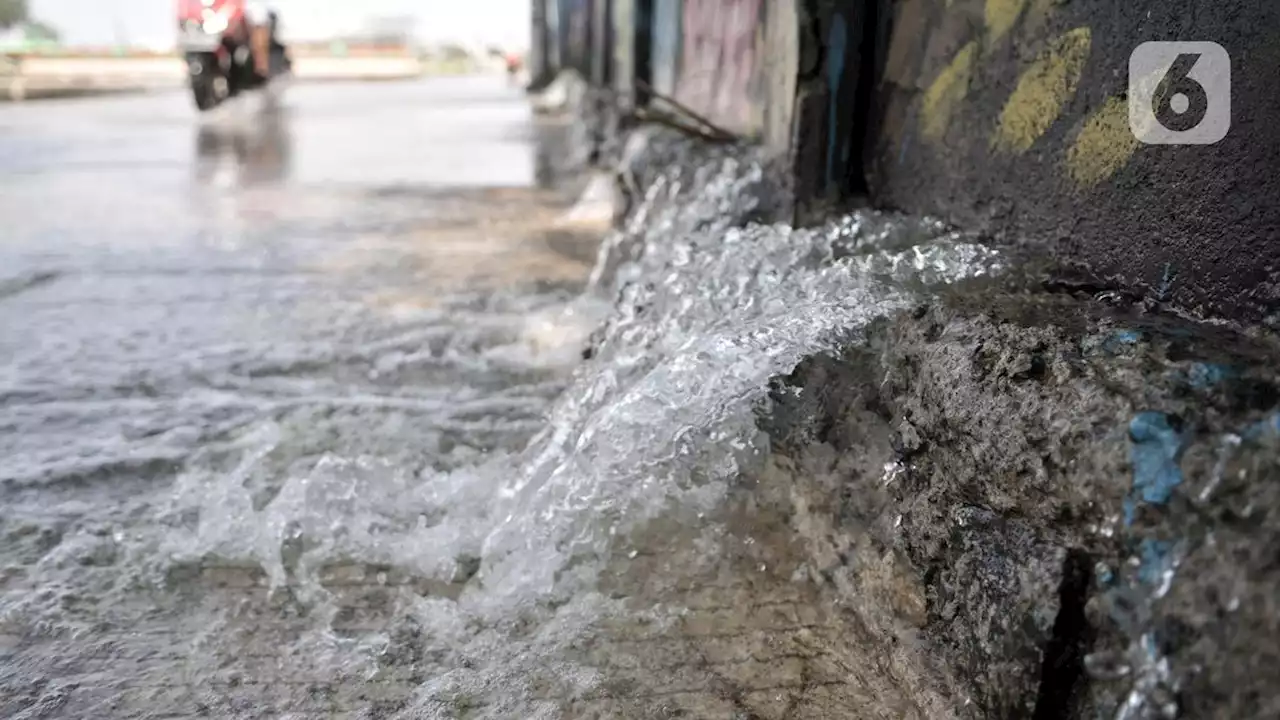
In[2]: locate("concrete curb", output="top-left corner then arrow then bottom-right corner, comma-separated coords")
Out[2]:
1,77 -> 163,102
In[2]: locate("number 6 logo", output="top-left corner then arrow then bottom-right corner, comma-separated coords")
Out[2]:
1129,41 -> 1231,145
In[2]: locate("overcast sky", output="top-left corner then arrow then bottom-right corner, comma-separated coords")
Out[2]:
30,0 -> 531,49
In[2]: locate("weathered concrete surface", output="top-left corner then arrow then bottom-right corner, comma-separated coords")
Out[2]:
659,0 -> 801,141
758,290 -> 1280,718
561,117 -> 1280,719
790,0 -> 885,217
862,0 -> 1280,323
578,126 -> 1280,718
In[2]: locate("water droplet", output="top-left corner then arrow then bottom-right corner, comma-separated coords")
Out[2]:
881,461 -> 904,486
1084,650 -> 1132,680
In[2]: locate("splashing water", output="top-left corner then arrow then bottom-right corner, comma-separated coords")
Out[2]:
0,136 -> 1003,717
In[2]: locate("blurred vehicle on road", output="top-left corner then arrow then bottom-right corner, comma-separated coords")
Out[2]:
504,51 -> 523,79
176,0 -> 290,110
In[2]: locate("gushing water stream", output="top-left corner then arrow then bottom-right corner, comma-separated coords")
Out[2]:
0,131 -> 1001,717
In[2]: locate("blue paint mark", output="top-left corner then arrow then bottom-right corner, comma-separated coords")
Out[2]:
1088,329 -> 1141,356
1111,330 -> 1141,345
1137,539 -> 1173,587
899,104 -> 917,166
1143,632 -> 1160,661
1186,362 -> 1235,389
1157,262 -> 1176,302
826,14 -> 848,189
1125,412 -> 1185,524
1242,412 -> 1280,442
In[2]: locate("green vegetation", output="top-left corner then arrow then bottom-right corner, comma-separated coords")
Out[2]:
0,0 -> 27,29
0,0 -> 59,51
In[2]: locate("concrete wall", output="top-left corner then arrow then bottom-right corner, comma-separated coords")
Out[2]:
529,0 -> 554,88
650,0 -> 681,97
540,0 -> 795,138
790,0 -> 885,216
536,0 -> 1278,322
609,0 -> 645,111
560,0 -> 595,78
855,0 -> 1280,321
671,0 -> 764,134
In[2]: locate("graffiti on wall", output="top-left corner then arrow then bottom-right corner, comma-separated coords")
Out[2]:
675,0 -> 763,134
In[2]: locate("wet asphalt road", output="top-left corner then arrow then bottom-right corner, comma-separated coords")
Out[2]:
0,76 -> 590,488
0,76 -> 603,717
0,76 -> 545,189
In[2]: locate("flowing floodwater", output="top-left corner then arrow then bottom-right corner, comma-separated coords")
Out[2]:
1,82 -> 1005,718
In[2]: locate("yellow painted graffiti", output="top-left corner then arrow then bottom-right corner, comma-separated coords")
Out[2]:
992,27 -> 1092,153
921,41 -> 979,142
984,0 -> 1028,45
1066,96 -> 1139,187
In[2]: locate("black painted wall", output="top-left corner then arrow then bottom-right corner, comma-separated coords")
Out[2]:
859,0 -> 1280,322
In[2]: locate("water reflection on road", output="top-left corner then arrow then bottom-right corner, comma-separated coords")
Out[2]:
194,98 -> 294,187
0,76 -> 607,717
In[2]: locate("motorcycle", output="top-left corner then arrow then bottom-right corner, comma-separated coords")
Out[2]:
176,0 -> 291,111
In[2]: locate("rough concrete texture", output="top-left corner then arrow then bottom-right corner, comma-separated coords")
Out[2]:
580,126 -> 1280,718
864,0 -> 1280,323
755,289 -> 1280,718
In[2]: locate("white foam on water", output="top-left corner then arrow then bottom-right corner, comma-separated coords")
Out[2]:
0,135 -> 1002,716
177,145 -> 996,714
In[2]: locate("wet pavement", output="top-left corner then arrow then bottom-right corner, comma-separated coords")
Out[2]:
0,77 -> 610,717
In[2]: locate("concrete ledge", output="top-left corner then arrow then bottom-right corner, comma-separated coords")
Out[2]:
1,80 -> 161,102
